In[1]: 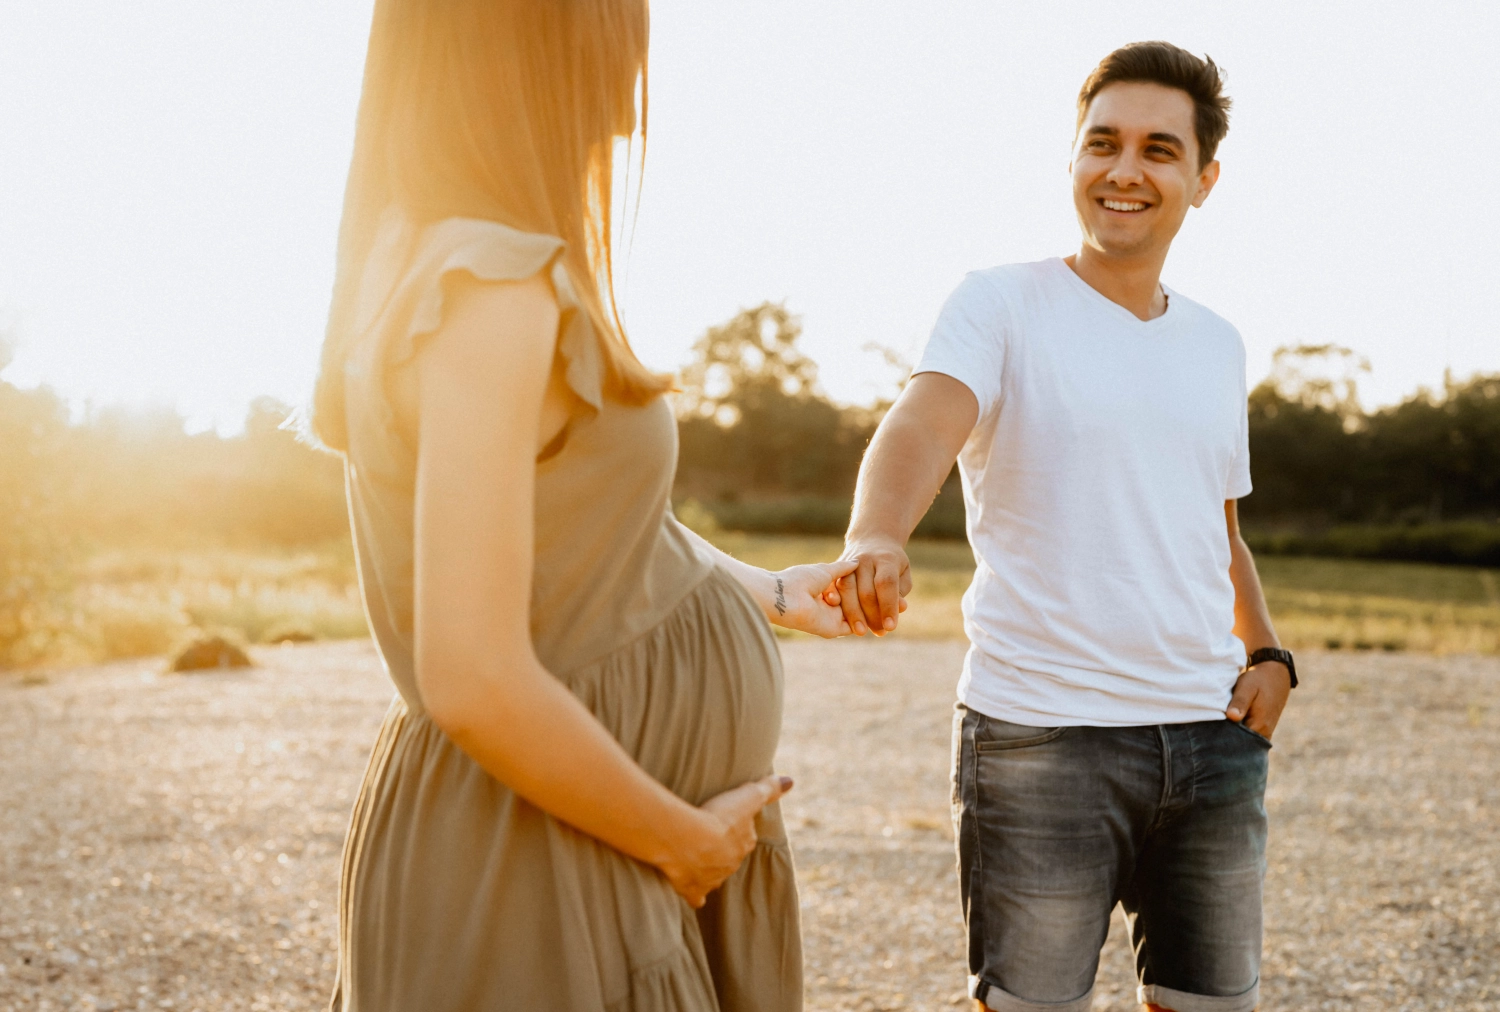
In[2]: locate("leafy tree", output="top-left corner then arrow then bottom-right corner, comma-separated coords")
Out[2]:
1360,373 -> 1500,522
675,303 -> 876,500
1244,341 -> 1500,526
1242,346 -> 1364,520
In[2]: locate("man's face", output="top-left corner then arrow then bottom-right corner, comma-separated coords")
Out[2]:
1070,81 -> 1219,260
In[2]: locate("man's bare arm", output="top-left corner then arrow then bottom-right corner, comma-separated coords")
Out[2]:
837,373 -> 978,634
1223,499 -> 1291,737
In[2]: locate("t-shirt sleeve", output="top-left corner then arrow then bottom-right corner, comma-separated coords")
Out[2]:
1225,352 -> 1253,500
912,272 -> 1009,417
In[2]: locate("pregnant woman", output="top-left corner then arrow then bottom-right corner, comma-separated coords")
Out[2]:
309,3 -> 860,1010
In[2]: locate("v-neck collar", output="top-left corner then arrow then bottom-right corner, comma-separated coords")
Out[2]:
1050,257 -> 1179,332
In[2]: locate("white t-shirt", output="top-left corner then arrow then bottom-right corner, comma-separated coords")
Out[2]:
914,258 -> 1252,727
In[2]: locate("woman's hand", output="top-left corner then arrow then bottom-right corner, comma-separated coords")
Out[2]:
767,560 -> 869,638
657,774 -> 793,908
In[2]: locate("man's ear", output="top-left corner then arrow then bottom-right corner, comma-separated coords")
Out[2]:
1191,160 -> 1221,208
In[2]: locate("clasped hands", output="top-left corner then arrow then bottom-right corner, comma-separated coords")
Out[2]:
768,538 -> 911,639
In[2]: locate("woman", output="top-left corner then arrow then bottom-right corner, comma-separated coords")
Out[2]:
310,3 -> 863,1010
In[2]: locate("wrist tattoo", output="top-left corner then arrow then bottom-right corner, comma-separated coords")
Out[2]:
774,577 -> 787,616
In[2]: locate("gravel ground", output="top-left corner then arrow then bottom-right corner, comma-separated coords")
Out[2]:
3,639 -> 1498,1011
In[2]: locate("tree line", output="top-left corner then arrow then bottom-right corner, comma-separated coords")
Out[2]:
672,308 -> 1500,558
2,314 -> 1496,662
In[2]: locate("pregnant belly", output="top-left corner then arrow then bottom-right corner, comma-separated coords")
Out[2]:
564,566 -> 784,804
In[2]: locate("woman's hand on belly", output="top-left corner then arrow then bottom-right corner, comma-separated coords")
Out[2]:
661,774 -> 794,908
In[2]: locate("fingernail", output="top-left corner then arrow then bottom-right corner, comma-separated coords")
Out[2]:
855,623 -> 866,634
778,776 -> 794,791
884,618 -> 895,630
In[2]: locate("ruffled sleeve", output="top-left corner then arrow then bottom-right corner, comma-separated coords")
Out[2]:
386,218 -> 564,367
546,264 -> 604,414
343,213 -> 609,467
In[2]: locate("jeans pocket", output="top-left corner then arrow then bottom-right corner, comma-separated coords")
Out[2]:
973,715 -> 1069,752
1230,719 -> 1273,749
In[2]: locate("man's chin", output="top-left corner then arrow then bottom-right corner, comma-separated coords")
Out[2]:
1086,230 -> 1161,260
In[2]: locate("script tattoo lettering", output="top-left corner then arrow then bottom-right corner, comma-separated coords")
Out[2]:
774,577 -> 787,617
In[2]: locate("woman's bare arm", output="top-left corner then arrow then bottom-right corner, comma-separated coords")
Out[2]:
676,526 -> 859,638
411,275 -> 785,906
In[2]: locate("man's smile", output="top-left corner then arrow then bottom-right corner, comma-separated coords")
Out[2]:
1099,198 -> 1151,212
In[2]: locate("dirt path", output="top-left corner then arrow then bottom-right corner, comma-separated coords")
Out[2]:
3,640 -> 1499,1011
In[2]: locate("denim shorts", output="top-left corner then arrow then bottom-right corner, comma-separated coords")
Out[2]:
952,704 -> 1270,1012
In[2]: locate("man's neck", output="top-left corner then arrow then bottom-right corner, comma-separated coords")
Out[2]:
1065,246 -> 1169,321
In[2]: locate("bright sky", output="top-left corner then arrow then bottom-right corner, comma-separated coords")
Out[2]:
2,1 -> 1497,431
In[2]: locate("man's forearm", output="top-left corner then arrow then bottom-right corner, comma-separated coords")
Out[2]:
1228,535 -> 1280,651
845,413 -> 955,547
836,373 -> 977,634
1224,521 -> 1293,736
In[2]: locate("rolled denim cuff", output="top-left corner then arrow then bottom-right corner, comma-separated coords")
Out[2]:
1138,978 -> 1259,1012
971,976 -> 1094,1012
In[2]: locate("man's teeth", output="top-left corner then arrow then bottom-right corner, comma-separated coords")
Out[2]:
1102,199 -> 1148,212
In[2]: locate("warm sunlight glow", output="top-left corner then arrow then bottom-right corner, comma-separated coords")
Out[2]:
1,1 -> 1496,429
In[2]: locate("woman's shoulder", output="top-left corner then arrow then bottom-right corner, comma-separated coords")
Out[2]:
420,271 -> 560,370
343,211 -> 603,453
362,213 -> 572,372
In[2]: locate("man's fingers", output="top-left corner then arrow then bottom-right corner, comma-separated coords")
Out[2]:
817,561 -> 859,610
837,573 -> 867,634
1225,682 -> 1257,723
855,559 -> 883,634
874,562 -> 901,632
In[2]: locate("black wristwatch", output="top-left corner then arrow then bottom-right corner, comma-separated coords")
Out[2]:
1246,647 -> 1297,689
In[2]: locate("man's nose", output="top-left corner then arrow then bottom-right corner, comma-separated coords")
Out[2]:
1106,151 -> 1145,187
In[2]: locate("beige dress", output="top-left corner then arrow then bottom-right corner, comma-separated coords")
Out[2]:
331,214 -> 801,1011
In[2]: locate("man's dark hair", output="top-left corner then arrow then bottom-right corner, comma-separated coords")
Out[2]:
1077,42 -> 1231,168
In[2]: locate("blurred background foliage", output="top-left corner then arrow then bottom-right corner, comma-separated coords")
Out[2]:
673,309 -> 1500,558
2,312 -> 1498,667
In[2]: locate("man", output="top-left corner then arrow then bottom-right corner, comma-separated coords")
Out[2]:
833,42 -> 1293,1012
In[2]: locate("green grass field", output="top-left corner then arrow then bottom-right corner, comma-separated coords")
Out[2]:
708,533 -> 1500,654
25,533 -> 1500,667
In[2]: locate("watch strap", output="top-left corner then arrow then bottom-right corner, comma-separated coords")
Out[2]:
1246,646 -> 1297,689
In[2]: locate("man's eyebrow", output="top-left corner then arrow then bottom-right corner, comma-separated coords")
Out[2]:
1084,126 -> 1187,150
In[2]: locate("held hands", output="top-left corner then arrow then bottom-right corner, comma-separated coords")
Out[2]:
765,560 -> 866,638
822,537 -> 912,636
1225,661 -> 1292,739
657,774 -> 793,908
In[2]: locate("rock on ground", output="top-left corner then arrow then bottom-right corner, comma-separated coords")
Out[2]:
2,639 -> 1498,1011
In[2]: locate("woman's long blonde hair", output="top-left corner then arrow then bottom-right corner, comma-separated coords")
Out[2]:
311,0 -> 669,451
